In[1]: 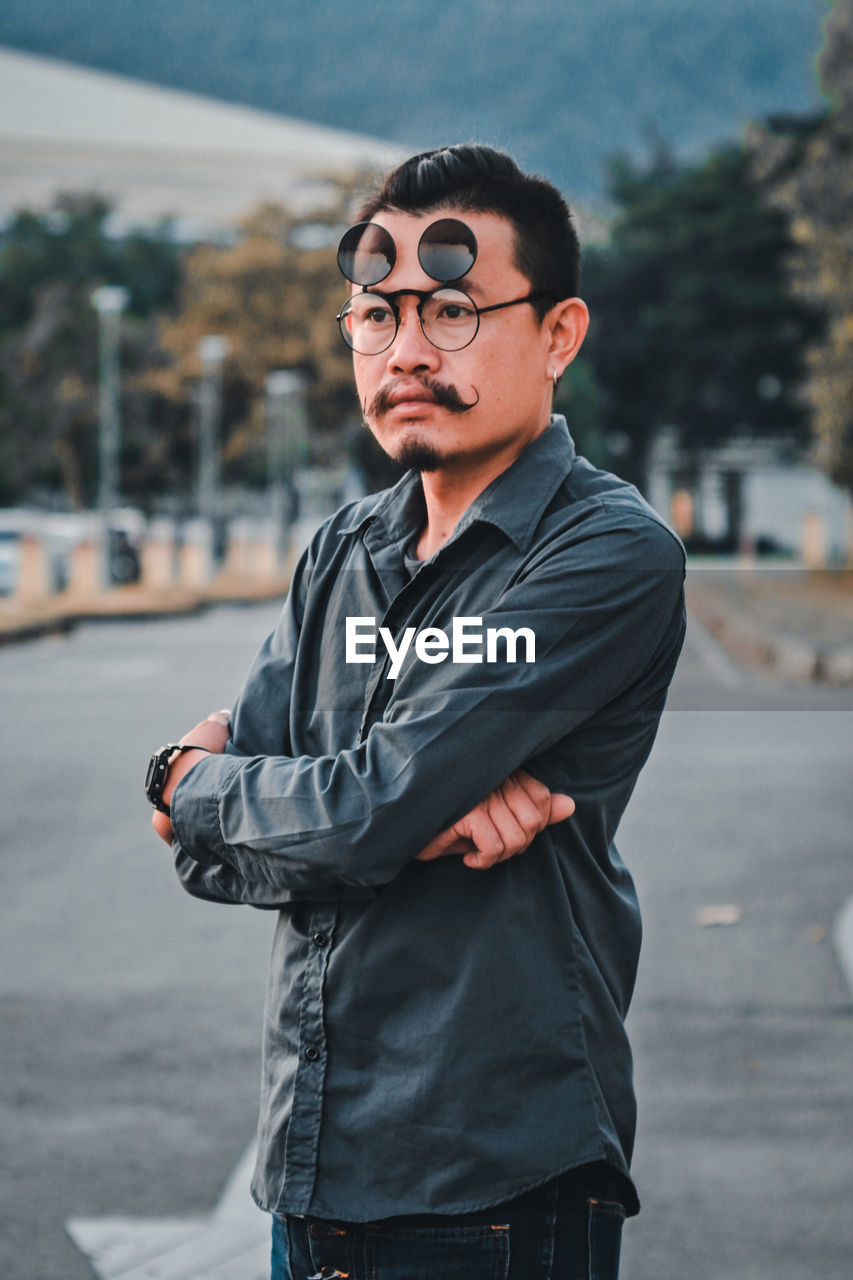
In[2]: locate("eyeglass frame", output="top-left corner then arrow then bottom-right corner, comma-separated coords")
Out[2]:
335,286 -> 556,355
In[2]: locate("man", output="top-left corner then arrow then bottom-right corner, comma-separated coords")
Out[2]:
147,144 -> 685,1279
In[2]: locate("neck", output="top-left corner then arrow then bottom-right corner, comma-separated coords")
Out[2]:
413,424 -> 548,561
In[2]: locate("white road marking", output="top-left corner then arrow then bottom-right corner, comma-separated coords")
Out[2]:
833,896 -> 853,1004
66,1141 -> 270,1280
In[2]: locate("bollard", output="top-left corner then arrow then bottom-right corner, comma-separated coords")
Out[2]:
801,512 -> 827,569
67,525 -> 105,599
222,517 -> 255,581
253,520 -> 282,580
141,518 -> 177,591
14,534 -> 52,604
222,519 -> 281,585
179,518 -> 214,588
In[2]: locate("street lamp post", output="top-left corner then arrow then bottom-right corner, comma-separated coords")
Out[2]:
91,284 -> 130,587
196,335 -> 229,528
265,370 -> 308,563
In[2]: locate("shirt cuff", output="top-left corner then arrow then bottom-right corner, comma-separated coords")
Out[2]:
170,752 -> 243,867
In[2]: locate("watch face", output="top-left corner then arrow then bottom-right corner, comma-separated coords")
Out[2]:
144,753 -> 159,794
144,747 -> 171,803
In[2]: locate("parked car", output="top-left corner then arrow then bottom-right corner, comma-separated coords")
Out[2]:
0,529 -> 20,596
0,507 -> 146,595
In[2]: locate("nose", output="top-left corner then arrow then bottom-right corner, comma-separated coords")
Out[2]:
385,297 -> 441,374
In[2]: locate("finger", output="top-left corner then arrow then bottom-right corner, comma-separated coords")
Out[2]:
497,773 -> 548,839
512,772 -> 574,825
510,770 -> 552,820
152,809 -> 173,844
416,825 -> 471,861
548,793 -> 575,824
486,785 -> 536,860
460,808 -> 507,869
208,709 -> 231,727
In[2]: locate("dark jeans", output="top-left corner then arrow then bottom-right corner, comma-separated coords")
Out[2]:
270,1175 -> 625,1280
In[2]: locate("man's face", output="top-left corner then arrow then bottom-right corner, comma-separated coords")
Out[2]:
350,208 -> 561,476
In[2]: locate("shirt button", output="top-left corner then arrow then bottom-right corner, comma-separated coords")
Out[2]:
312,932 -> 329,948
304,1045 -> 321,1063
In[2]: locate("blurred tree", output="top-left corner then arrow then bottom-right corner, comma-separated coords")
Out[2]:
748,0 -> 853,503
0,182 -> 375,509
553,354 -> 609,468
0,193 -> 180,331
581,142 -> 818,490
0,196 -> 181,507
143,198 -> 360,489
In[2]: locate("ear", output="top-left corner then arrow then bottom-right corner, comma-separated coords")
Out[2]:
545,297 -> 589,376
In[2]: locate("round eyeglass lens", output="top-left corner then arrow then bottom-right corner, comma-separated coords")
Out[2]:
420,288 -> 480,350
337,288 -> 480,354
417,218 -> 477,283
337,222 -> 396,287
338,293 -> 398,354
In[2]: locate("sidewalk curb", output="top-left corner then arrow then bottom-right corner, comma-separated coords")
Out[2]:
686,588 -> 853,685
0,579 -> 292,648
833,896 -> 853,1005
822,647 -> 853,684
687,591 -> 817,679
0,614 -> 75,647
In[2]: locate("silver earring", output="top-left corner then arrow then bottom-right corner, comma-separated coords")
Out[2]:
552,369 -> 559,389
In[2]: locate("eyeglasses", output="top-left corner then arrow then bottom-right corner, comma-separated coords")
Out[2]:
336,287 -> 553,355
336,216 -> 551,355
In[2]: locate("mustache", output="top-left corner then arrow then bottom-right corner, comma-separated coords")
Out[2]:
366,377 -> 480,417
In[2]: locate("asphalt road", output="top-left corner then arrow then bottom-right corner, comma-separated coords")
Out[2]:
1,602 -> 851,1280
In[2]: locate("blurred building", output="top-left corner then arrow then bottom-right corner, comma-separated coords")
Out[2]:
0,44 -> 404,236
0,44 -> 609,245
647,428 -> 852,564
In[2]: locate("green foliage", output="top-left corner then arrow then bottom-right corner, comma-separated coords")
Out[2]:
0,194 -> 181,330
142,199 -> 361,489
749,0 -> 853,500
581,143 -> 819,485
0,197 -> 183,506
553,355 -> 609,469
0,190 -> 366,509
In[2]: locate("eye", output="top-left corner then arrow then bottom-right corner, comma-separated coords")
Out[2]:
348,296 -> 395,327
437,302 -> 471,321
425,289 -> 476,324
365,305 -> 394,325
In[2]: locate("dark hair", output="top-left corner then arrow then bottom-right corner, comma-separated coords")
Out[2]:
356,144 -> 580,319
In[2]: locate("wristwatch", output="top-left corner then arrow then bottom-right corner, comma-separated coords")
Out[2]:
144,743 -> 210,816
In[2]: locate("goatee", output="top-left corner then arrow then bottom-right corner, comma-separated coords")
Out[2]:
362,376 -> 480,472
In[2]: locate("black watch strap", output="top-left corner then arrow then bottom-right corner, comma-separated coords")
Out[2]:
145,742 -> 211,816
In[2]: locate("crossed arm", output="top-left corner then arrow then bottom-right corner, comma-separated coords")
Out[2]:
153,513 -> 682,893
151,710 -> 574,872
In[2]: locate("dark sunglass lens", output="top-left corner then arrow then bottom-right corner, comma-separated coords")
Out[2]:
417,218 -> 477,283
337,222 -> 396,286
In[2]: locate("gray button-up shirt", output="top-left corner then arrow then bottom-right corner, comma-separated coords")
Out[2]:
171,417 -> 685,1220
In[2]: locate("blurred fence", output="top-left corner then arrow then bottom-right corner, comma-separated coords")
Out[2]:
0,466 -> 357,617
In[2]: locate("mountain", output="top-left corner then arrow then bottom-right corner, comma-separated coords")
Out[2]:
0,0 -> 827,201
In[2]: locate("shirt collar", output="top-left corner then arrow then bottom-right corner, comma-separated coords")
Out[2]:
338,416 -> 576,554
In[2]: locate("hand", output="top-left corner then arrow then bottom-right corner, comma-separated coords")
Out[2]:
151,709 -> 231,845
416,770 -> 574,871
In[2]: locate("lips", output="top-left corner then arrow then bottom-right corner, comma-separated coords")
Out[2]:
386,385 -> 437,408
367,377 -> 479,417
